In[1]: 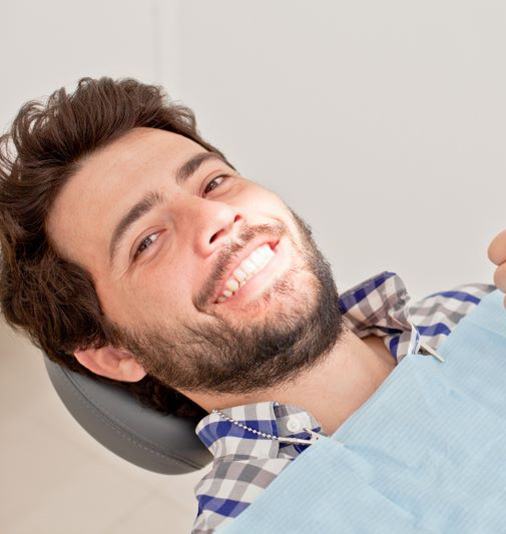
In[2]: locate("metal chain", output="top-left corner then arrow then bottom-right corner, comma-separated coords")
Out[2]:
211,409 -> 321,445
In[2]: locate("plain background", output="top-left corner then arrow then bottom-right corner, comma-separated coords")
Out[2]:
1,1 -> 505,532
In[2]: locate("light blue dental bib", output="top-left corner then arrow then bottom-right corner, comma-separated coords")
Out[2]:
219,290 -> 506,533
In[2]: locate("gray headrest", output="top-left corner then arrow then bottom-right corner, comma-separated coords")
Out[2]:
43,354 -> 212,474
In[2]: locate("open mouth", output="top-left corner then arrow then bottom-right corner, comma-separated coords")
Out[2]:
213,239 -> 283,305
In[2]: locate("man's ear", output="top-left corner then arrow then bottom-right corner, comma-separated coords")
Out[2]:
74,345 -> 147,382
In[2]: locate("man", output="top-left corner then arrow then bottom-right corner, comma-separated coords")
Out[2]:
0,77 -> 505,533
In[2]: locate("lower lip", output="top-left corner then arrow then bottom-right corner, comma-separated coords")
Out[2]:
214,238 -> 290,306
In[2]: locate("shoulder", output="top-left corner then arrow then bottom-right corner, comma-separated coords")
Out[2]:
407,281 -> 496,350
374,279 -> 496,360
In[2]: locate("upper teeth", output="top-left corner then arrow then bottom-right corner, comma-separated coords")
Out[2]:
217,243 -> 275,302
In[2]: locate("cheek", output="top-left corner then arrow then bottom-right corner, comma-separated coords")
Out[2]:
101,270 -> 191,328
136,268 -> 192,318
256,190 -> 303,241
245,187 -> 290,223
248,183 -> 281,205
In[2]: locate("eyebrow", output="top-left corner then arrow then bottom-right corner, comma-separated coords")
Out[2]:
108,151 -> 228,268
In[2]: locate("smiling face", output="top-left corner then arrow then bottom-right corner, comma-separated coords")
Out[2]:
46,126 -> 344,395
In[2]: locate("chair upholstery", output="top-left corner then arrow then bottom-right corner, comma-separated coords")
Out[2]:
43,354 -> 212,474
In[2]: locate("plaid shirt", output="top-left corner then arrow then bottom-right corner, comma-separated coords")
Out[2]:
191,271 -> 496,533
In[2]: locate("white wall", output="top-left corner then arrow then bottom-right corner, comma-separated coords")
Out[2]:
0,0 -> 182,128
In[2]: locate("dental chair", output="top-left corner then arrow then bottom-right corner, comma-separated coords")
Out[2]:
43,354 -> 212,474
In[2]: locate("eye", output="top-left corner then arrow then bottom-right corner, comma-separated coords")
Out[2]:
132,232 -> 160,262
132,174 -> 231,263
203,174 -> 230,195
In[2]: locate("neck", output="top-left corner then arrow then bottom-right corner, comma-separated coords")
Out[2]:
184,327 -> 396,435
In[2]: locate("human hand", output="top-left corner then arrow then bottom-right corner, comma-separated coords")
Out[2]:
487,229 -> 506,306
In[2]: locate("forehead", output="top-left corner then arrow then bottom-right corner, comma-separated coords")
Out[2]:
46,127 -> 204,272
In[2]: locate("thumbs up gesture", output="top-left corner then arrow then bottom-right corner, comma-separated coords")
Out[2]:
488,230 -> 506,305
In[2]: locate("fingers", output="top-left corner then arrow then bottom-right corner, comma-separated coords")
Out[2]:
493,262 -> 506,293
488,230 -> 506,306
488,229 -> 506,265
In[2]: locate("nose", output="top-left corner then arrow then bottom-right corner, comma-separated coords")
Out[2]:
186,198 -> 244,258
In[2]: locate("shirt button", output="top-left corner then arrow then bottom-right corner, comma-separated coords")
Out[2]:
286,417 -> 302,433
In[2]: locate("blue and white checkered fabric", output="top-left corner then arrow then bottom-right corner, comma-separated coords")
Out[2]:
191,271 -> 496,533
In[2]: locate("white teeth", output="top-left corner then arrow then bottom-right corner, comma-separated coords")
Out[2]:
242,259 -> 257,274
233,267 -> 248,282
217,243 -> 276,302
225,278 -> 240,293
250,248 -> 265,264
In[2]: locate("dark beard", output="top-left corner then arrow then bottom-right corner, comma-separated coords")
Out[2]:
106,208 -> 344,395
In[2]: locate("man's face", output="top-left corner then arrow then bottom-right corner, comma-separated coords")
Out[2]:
47,127 -> 343,395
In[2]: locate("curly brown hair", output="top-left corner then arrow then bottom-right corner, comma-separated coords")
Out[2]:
0,76 -> 235,422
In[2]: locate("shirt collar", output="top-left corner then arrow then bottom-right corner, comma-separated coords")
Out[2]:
195,400 -> 322,458
339,270 -> 411,337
